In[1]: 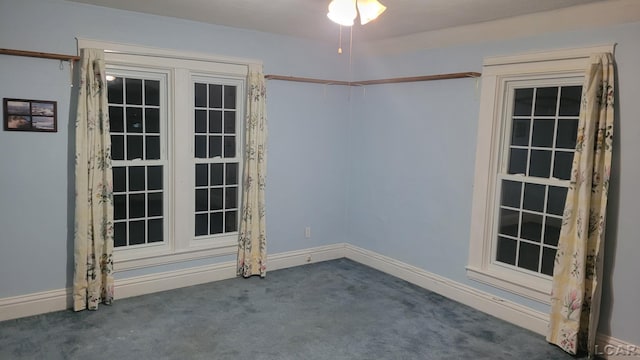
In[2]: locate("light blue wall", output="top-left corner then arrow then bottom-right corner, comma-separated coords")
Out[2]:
348,21 -> 640,344
0,0 -> 349,293
1,0 -> 639,348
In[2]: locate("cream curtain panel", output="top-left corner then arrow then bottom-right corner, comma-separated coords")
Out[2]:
73,48 -> 115,311
547,53 -> 615,356
237,64 -> 268,278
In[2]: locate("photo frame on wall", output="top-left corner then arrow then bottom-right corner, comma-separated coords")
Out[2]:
3,98 -> 57,132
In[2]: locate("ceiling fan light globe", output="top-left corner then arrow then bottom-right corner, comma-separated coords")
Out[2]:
327,0 -> 357,26
356,0 -> 386,25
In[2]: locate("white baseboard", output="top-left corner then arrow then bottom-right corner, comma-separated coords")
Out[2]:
1,242 -> 637,359
0,288 -> 72,322
343,244 -> 640,359
595,334 -> 640,359
267,243 -> 346,271
117,243 -> 345,300
343,244 -> 549,335
0,244 -> 344,322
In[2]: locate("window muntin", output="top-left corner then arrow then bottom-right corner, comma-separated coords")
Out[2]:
108,70 -> 168,249
492,82 -> 581,277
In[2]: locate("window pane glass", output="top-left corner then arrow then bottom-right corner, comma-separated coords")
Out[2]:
128,166 -> 145,191
510,119 -> 530,146
211,163 -> 224,186
145,108 -> 160,133
195,135 -> 207,158
521,212 -> 542,242
224,86 -> 236,109
224,111 -> 236,134
210,188 -> 223,210
523,183 -> 545,212
224,136 -> 236,158
531,119 -> 555,148
147,166 -> 163,190
129,194 -> 146,219
148,218 -> 163,243
541,247 -> 557,276
109,107 -> 124,132
226,187 -> 237,208
529,150 -> 551,178
547,186 -> 568,216
513,88 -> 533,116
209,136 -> 222,158
195,214 -> 208,236
195,164 -> 208,187
209,110 -> 222,133
144,80 -> 160,106
146,136 -> 160,160
125,78 -> 143,105
553,151 -> 573,180
113,166 -> 126,192
127,135 -> 143,160
114,195 -> 126,220
111,135 -> 124,160
518,242 -> 540,272
500,180 -> 521,208
209,84 -> 223,108
544,216 -> 562,246
225,211 -> 237,232
559,86 -> 582,116
107,77 -> 124,104
496,237 -> 517,265
226,163 -> 238,185
210,212 -> 223,234
129,220 -> 145,245
195,83 -> 207,108
195,189 -> 208,211
499,209 -> 519,237
508,148 -> 527,175
114,222 -> 126,247
556,119 -> 578,149
148,192 -> 163,217
126,107 -> 143,133
195,110 -> 207,133
534,87 -> 558,116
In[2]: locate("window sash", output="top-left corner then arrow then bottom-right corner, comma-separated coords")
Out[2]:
490,80 -> 581,279
107,68 -> 170,251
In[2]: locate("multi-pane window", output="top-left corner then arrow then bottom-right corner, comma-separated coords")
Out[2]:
468,45 -> 611,303
494,84 -> 581,276
83,38 -> 251,269
108,73 -> 167,248
193,81 -> 240,237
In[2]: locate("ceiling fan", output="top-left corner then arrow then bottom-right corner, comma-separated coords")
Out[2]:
327,0 -> 387,26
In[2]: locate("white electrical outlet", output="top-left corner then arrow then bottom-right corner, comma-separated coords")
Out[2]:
305,226 -> 311,238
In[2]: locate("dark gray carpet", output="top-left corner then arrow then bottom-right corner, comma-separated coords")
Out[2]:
0,259 -> 586,359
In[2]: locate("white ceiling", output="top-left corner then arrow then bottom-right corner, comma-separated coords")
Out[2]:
69,0 -> 609,42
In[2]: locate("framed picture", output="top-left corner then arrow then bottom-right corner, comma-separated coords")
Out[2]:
3,98 -> 57,132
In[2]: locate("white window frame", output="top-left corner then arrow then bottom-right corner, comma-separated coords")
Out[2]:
467,44 -> 614,304
78,39 -> 261,271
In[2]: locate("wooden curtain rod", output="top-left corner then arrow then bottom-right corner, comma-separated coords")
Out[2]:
0,48 -> 80,62
0,48 -> 481,85
265,72 -> 481,86
264,75 -> 350,86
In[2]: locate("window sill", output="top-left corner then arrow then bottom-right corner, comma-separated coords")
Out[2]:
466,265 -> 551,304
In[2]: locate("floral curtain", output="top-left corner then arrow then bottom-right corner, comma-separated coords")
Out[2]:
237,64 -> 268,278
547,53 -> 615,356
73,48 -> 114,311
